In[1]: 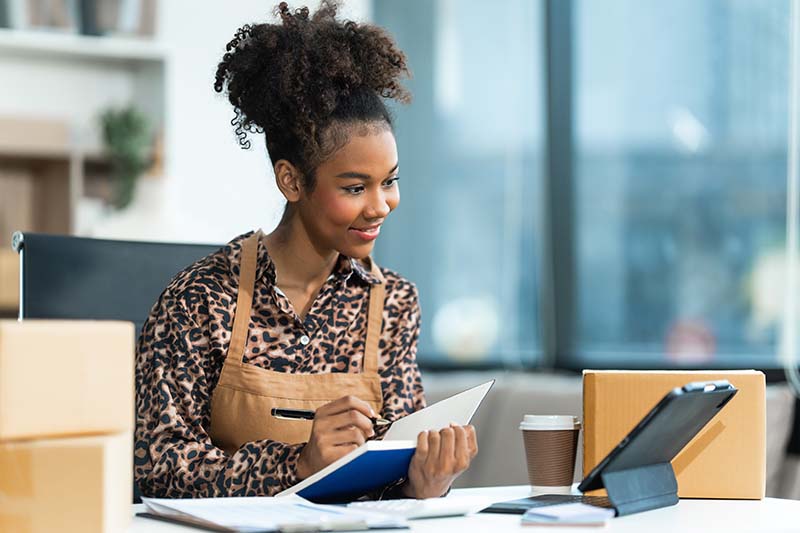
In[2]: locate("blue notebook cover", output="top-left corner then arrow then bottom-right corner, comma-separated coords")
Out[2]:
297,445 -> 416,503
276,441 -> 417,503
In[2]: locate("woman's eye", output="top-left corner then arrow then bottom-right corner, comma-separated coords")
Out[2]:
343,185 -> 365,194
383,177 -> 400,187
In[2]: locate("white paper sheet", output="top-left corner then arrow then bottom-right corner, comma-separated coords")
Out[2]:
142,494 -> 405,532
522,502 -> 615,525
383,380 -> 494,441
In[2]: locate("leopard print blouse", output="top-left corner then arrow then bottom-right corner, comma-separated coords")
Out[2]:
134,231 -> 425,498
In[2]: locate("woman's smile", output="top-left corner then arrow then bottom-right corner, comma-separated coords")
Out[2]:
349,223 -> 382,241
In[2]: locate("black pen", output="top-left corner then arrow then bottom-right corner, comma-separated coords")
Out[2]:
270,407 -> 391,426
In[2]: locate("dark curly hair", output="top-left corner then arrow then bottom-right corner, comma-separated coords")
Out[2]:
214,1 -> 411,189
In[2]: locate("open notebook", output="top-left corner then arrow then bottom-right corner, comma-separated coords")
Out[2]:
277,380 -> 494,503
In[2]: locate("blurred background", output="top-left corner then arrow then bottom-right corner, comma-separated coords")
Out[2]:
1,0 -> 800,497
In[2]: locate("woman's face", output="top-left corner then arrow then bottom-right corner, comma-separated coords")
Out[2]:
296,127 -> 400,260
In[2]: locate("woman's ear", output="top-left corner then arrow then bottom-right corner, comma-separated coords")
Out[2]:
274,160 -> 302,202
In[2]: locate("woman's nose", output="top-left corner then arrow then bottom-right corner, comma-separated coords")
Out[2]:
365,191 -> 391,220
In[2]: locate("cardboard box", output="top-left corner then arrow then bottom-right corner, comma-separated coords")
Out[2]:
0,249 -> 19,312
0,432 -> 132,533
0,320 -> 134,441
583,370 -> 765,499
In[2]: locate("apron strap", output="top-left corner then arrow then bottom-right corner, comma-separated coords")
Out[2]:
226,231 -> 261,365
363,260 -> 385,376
228,238 -> 385,375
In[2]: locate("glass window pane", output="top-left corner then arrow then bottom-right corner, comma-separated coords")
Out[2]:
574,0 -> 790,366
373,0 -> 545,366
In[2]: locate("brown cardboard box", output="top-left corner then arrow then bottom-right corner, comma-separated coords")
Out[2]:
583,370 -> 765,499
0,320 -> 134,441
0,249 -> 19,313
0,432 -> 132,533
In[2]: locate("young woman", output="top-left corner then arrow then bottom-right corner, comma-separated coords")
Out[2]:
134,1 -> 478,499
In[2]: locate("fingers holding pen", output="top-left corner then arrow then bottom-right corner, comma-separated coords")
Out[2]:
297,395 -> 379,480
322,409 -> 375,439
317,395 -> 377,419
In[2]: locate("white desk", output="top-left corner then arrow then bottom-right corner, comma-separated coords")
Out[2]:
130,485 -> 800,532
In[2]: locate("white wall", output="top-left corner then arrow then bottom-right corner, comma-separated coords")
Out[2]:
157,1 -> 282,243
150,0 -> 373,244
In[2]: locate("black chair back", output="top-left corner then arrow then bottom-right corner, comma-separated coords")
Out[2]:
12,231 -> 221,335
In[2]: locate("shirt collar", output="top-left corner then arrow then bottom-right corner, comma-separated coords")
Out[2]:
339,255 -> 383,285
234,231 -> 381,287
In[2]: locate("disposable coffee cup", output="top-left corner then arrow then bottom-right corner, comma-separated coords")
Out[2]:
519,415 -> 581,494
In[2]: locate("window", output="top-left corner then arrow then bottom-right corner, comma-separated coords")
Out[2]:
573,0 -> 791,367
373,0 -> 545,366
373,0 -> 792,369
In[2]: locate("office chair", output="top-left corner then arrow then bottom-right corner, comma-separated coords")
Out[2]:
12,231 -> 222,503
12,231 -> 221,334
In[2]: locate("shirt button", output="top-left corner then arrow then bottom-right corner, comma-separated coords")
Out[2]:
299,335 -> 310,345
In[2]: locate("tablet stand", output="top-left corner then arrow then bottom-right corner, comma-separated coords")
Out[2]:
600,462 -> 679,517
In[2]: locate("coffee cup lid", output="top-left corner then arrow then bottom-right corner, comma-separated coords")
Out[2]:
519,415 -> 580,430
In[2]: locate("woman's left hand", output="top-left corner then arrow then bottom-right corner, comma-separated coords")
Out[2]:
400,424 -> 478,499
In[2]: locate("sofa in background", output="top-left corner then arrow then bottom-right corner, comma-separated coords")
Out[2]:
420,371 -> 798,499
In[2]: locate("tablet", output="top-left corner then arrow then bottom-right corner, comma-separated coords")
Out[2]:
578,380 -> 737,491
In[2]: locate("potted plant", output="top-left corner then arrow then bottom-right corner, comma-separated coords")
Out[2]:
100,106 -> 151,210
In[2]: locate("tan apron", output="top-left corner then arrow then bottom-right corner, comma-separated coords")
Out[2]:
208,231 -> 385,455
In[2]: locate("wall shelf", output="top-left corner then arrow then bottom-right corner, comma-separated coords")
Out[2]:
0,28 -> 166,64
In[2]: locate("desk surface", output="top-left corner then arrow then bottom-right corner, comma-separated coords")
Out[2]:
130,485 -> 800,532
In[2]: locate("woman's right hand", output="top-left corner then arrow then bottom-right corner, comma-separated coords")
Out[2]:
296,396 -> 376,480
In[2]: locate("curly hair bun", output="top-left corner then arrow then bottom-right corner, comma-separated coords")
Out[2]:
214,0 -> 411,175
